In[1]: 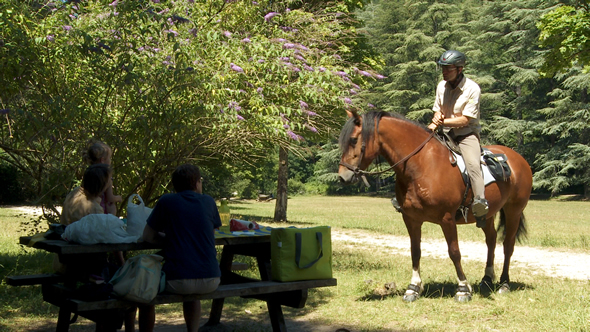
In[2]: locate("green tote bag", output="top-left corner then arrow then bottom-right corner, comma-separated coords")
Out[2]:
271,226 -> 332,282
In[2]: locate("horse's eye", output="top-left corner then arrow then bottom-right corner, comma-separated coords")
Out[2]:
350,137 -> 358,146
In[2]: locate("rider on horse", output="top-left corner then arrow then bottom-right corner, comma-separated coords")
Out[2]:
427,50 -> 489,228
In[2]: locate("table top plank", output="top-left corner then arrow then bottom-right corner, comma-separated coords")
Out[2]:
20,232 -> 271,255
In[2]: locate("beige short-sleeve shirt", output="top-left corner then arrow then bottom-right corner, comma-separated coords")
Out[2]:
432,76 -> 481,136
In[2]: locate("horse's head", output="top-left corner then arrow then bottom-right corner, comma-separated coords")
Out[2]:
338,110 -> 375,184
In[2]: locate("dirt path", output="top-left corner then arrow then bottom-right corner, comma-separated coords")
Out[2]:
333,229 -> 590,281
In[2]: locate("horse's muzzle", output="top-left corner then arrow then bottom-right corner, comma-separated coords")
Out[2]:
338,169 -> 356,184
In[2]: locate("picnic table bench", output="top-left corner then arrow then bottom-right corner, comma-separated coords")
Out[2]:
8,228 -> 337,332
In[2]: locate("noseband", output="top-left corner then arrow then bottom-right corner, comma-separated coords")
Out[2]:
340,130 -> 436,185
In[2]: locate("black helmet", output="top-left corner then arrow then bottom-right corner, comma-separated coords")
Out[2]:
437,50 -> 466,67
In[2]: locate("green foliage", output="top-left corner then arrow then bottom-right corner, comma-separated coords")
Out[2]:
0,0 -> 380,215
538,2 -> 590,76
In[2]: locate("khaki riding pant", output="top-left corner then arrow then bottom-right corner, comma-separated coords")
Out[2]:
456,134 -> 485,199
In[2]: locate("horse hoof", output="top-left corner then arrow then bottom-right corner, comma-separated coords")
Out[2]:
480,276 -> 494,291
498,282 -> 510,294
403,293 -> 419,302
454,292 -> 472,302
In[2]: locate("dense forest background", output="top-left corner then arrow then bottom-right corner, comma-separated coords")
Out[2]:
1,0 -> 589,217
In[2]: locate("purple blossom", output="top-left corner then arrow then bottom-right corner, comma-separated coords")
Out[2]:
283,43 -> 296,49
303,65 -> 314,71
252,1 -> 258,4
72,5 -> 78,10
237,115 -> 245,121
375,74 -> 386,79
287,130 -> 301,141
258,59 -> 265,63
344,97 -> 352,104
318,67 -> 326,72
46,35 -> 55,42
0,109 -> 10,115
69,14 -> 76,19
280,57 -> 290,61
333,71 -> 347,77
291,67 -> 301,72
239,89 -> 246,93
333,54 -> 341,60
296,44 -> 309,51
286,8 -> 291,12
294,55 -> 305,61
112,12 -> 119,16
280,113 -> 289,122
167,18 -> 174,25
350,89 -> 357,95
152,0 -> 160,3
63,25 -> 73,31
282,61 -> 293,67
153,48 -> 160,52
109,0 -> 118,6
275,38 -> 287,42
188,0 -> 195,3
230,63 -> 244,73
368,103 -> 375,108
351,83 -> 361,90
304,124 -> 318,133
223,31 -> 232,38
157,8 -> 169,15
304,110 -> 317,116
283,124 -> 290,129
359,70 -> 372,77
299,100 -> 308,109
257,87 -> 263,93
241,37 -> 251,43
264,12 -> 279,22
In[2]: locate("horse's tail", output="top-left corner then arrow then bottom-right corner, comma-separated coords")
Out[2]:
497,209 -> 528,244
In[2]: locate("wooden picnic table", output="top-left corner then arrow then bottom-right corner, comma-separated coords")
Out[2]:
16,228 -> 336,332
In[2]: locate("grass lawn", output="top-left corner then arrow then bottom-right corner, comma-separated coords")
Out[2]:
1,196 -> 589,331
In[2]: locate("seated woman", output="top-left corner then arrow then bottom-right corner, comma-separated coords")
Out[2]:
54,164 -> 114,275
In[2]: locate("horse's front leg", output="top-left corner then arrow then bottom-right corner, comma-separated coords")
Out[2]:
402,215 -> 424,302
440,214 -> 473,302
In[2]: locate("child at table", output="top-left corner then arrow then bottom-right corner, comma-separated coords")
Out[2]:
83,141 -> 122,216
141,164 -> 221,332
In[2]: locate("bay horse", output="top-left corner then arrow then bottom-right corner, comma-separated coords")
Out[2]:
338,110 -> 532,302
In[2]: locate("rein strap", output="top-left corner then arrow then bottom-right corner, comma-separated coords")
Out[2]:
357,130 -> 436,176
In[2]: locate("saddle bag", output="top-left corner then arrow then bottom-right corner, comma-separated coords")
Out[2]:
483,153 -> 511,182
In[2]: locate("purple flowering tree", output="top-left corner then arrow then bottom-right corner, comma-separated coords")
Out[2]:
0,0 -> 378,220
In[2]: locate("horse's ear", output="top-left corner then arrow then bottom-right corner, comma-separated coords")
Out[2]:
346,110 -> 361,125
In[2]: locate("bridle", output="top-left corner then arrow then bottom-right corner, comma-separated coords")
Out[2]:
339,129 -> 437,185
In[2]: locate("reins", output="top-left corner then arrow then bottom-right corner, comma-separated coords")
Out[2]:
340,129 -> 436,177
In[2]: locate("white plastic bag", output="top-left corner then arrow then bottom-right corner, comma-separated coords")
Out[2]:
109,254 -> 165,303
126,194 -> 153,241
61,214 -> 140,244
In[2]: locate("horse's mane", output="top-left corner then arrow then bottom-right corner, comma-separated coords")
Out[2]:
339,111 -> 428,152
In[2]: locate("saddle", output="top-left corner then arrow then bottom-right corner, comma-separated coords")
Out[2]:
435,131 -> 512,223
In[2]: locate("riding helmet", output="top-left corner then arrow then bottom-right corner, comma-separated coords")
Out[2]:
437,50 -> 466,67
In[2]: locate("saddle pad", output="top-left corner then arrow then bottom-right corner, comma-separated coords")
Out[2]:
452,151 -> 496,186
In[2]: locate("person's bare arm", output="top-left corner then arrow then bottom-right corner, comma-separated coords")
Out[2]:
143,224 -> 164,245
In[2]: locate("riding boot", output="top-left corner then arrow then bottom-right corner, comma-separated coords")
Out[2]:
472,196 -> 489,228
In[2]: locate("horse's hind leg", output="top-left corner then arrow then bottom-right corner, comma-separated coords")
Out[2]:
481,215 -> 498,290
498,207 -> 525,294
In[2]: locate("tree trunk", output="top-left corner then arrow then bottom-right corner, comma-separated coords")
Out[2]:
274,146 -> 288,222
